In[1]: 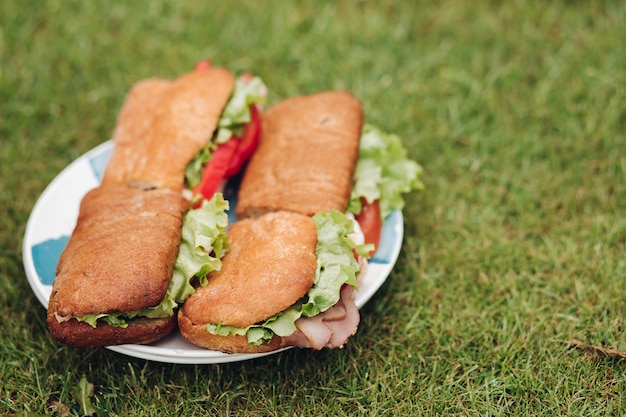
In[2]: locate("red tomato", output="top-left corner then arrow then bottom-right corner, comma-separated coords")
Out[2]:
224,104 -> 262,177
194,60 -> 211,70
355,198 -> 382,255
193,105 -> 262,202
192,139 -> 238,202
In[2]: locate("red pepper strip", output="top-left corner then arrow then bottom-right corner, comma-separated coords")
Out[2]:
355,198 -> 383,256
195,60 -> 211,70
192,105 -> 262,202
192,139 -> 239,202
224,104 -> 262,177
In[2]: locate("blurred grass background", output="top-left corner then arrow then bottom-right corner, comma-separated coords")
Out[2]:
1,0 -> 625,415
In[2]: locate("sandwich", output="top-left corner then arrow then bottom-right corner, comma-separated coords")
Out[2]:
178,91 -> 423,353
178,209 -> 367,353
46,62 -> 267,347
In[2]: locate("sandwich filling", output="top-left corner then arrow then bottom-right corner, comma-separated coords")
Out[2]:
184,75 -> 267,189
347,124 -> 424,219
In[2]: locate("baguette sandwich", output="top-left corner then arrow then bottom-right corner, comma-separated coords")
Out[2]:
47,62 -> 267,347
178,209 -> 367,353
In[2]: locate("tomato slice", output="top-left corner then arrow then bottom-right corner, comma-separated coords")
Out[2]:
194,60 -> 211,70
355,198 -> 382,255
192,139 -> 238,202
224,104 -> 261,177
192,104 -> 262,201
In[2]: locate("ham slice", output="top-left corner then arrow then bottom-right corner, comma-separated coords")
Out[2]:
285,285 -> 360,350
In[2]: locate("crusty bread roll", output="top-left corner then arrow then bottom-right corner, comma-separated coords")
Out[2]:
235,90 -> 363,218
101,77 -> 172,186
49,185 -> 188,317
178,210 -> 318,353
46,185 -> 188,347
102,67 -> 235,192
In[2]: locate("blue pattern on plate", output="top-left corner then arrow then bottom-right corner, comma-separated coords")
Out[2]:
223,181 -> 239,227
89,147 -> 112,181
30,146 -> 111,286
31,236 -> 69,285
370,210 -> 401,264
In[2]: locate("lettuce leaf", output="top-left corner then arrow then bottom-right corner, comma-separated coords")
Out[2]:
214,76 -> 268,143
185,75 -> 268,187
205,210 -> 371,346
206,305 -> 302,346
347,124 -> 424,219
74,193 -> 230,328
169,193 -> 230,300
301,210 -> 371,316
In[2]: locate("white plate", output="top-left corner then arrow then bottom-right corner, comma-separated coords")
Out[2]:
23,141 -> 404,364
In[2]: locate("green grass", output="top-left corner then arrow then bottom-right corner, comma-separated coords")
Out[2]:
2,0 -> 626,415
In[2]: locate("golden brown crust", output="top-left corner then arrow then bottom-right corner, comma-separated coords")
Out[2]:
178,313 -> 285,354
49,184 -> 188,318
236,90 -> 363,218
129,67 -> 235,192
46,314 -> 176,348
180,211 -> 317,328
102,77 -> 173,186
102,67 -> 236,192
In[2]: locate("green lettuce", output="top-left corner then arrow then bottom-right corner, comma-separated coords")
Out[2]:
185,75 -> 268,187
205,210 -> 372,346
302,210 -> 371,316
75,193 -> 230,328
215,76 -> 267,143
169,193 -> 230,300
347,124 -> 424,219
